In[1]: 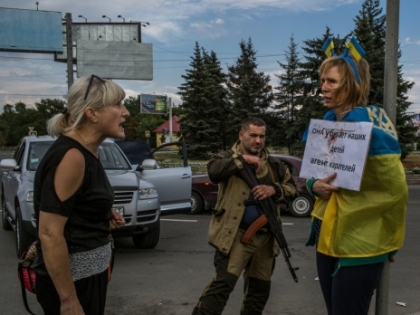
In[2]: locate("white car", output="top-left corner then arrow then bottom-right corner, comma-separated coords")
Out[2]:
1,136 -> 192,257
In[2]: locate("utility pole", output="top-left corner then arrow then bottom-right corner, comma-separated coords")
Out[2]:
376,1 -> 400,314
65,13 -> 74,89
168,97 -> 173,143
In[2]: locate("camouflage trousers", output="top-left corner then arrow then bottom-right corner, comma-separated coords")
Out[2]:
192,229 -> 275,315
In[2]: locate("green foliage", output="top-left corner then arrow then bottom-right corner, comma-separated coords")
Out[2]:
122,96 -> 165,147
226,38 -> 274,145
4,0 -> 416,157
271,35 -> 303,154
0,99 -> 65,145
353,0 -> 417,158
178,42 -> 229,159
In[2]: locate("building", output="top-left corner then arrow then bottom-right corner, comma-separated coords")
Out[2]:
153,115 -> 181,147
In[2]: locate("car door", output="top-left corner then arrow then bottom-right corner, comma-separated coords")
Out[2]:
138,142 -> 192,212
3,139 -> 26,218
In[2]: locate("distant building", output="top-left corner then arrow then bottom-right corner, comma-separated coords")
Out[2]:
153,115 -> 181,147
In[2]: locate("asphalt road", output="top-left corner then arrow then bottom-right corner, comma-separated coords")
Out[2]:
1,187 -> 420,315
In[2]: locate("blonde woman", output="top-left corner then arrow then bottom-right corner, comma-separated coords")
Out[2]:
33,75 -> 128,314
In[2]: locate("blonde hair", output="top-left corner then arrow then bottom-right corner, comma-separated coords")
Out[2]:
47,75 -> 126,136
319,54 -> 370,110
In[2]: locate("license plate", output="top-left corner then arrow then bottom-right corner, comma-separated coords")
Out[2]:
112,206 -> 124,216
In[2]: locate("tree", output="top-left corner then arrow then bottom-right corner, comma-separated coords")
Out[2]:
290,28 -> 340,157
272,35 -> 302,154
353,0 -> 416,158
122,96 -> 165,146
33,99 -> 66,136
0,102 -> 40,145
226,38 -> 274,145
178,43 -> 229,158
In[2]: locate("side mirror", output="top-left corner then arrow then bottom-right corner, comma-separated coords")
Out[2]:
0,158 -> 18,170
141,159 -> 158,170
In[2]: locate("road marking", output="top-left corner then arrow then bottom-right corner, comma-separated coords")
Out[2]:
160,218 -> 198,222
160,218 -> 294,225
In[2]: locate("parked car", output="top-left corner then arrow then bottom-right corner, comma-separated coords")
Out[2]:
191,154 -> 315,217
142,102 -> 155,110
1,136 -> 191,257
116,140 -> 192,213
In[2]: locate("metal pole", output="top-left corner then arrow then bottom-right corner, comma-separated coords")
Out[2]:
65,13 -> 74,89
169,97 -> 173,143
376,1 -> 400,314
382,0 -> 399,125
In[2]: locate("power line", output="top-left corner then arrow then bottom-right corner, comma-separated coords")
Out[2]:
0,74 -> 63,79
0,93 -> 65,96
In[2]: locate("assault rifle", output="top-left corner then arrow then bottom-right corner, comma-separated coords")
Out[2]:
237,163 -> 299,283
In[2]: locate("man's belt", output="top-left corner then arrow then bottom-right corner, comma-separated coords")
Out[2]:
241,214 -> 269,244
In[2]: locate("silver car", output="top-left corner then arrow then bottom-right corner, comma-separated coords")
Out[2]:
1,136 -> 191,257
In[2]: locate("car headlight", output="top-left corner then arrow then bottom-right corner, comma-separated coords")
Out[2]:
139,188 -> 158,200
26,191 -> 34,202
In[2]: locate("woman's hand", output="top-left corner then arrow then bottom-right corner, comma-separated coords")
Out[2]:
312,173 -> 339,199
109,210 -> 125,230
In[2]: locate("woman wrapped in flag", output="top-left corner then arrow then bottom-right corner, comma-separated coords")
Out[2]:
304,37 -> 408,315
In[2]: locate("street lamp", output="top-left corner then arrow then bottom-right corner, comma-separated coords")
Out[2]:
102,15 -> 111,22
130,21 -> 150,42
117,15 -> 125,22
78,15 -> 87,23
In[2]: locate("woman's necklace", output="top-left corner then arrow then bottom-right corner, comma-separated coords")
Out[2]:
74,129 -> 89,145
74,130 -> 98,157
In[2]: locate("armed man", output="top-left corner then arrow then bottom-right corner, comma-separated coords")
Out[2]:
192,117 -> 298,315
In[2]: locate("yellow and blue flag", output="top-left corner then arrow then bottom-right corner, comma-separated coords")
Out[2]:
322,37 -> 335,57
310,106 -> 407,258
345,36 -> 366,61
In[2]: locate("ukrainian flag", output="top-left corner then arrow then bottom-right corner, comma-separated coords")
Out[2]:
312,106 -> 407,258
322,37 -> 335,58
345,36 -> 366,61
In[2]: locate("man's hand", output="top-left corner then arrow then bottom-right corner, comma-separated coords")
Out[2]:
109,210 -> 125,230
252,185 -> 275,201
312,173 -> 339,200
242,155 -> 262,173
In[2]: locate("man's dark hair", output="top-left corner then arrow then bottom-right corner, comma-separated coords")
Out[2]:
241,117 -> 266,131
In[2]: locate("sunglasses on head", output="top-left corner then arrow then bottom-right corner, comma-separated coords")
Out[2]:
84,74 -> 105,101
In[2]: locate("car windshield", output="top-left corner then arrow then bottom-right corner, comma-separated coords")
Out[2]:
27,141 -> 54,171
114,141 -> 154,165
27,141 -> 131,171
98,142 -> 131,170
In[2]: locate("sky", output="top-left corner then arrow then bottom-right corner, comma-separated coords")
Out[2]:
1,0 -> 420,114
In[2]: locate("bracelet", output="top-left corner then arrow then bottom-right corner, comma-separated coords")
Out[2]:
306,178 -> 319,196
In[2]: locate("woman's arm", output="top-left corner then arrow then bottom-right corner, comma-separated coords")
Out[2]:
38,148 -> 86,315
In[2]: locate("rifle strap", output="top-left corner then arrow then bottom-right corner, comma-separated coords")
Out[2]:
240,214 -> 268,244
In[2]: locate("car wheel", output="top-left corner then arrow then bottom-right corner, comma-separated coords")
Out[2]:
288,194 -> 314,217
2,197 -> 12,231
190,191 -> 203,214
132,224 -> 160,249
15,206 -> 35,258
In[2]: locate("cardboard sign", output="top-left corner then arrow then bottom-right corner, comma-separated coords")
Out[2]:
300,119 -> 373,191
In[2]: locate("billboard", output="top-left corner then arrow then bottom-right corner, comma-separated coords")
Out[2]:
413,114 -> 420,127
55,22 -> 141,61
0,7 -> 62,53
139,94 -> 167,114
77,41 -> 153,80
